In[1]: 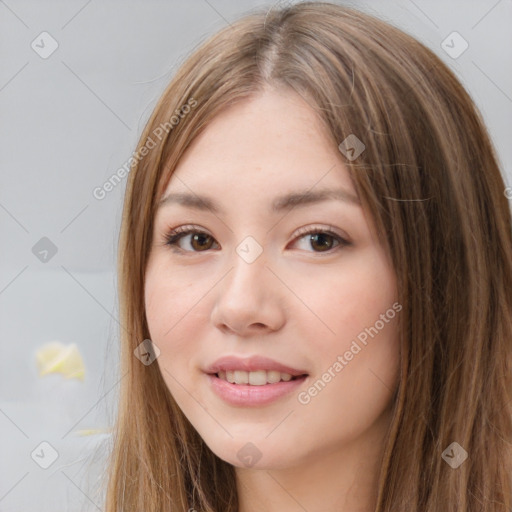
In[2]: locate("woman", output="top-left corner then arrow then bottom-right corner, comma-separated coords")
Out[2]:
104,2 -> 512,511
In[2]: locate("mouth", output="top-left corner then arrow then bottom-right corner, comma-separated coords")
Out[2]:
211,370 -> 308,386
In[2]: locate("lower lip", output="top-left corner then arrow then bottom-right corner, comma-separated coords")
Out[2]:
206,373 -> 308,406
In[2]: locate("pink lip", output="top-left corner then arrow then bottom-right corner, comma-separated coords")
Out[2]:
204,355 -> 308,376
206,373 -> 308,406
203,355 -> 309,407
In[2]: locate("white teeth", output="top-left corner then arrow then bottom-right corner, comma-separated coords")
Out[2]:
234,370 -> 249,384
266,370 -> 281,384
248,370 -> 267,385
216,369 -> 299,385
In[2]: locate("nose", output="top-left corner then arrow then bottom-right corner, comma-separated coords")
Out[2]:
210,249 -> 286,337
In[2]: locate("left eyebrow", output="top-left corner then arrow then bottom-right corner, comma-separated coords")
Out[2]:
157,187 -> 361,215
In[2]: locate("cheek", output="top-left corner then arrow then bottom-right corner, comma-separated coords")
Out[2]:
295,268 -> 400,443
290,247 -> 400,416
145,259 -> 204,335
144,272 -> 201,408
290,248 -> 398,354
144,263 -> 202,366
309,255 -> 400,426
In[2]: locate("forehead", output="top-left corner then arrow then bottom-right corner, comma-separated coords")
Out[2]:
159,89 -> 356,203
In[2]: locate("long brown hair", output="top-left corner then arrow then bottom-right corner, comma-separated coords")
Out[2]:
103,3 -> 512,510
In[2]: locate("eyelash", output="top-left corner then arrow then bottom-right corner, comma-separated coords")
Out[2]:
163,224 -> 351,255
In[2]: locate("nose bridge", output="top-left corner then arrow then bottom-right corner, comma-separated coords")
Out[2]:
224,235 -> 268,299
236,232 -> 266,266
211,235 -> 285,334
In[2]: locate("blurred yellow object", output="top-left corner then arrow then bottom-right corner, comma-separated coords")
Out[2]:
75,428 -> 111,436
36,341 -> 85,381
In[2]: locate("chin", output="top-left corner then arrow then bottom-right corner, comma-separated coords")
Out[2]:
203,436 -> 296,471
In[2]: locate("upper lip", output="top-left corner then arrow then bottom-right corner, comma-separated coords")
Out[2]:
204,355 -> 308,377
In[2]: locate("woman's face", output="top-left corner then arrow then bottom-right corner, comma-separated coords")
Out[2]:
145,88 -> 400,470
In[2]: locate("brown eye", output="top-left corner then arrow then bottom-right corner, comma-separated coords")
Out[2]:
292,227 -> 350,253
165,228 -> 219,252
189,233 -> 214,251
308,233 -> 337,252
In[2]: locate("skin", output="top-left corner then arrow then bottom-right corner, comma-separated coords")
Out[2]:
144,87 -> 401,512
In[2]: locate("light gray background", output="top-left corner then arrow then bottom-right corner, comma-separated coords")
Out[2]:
1,1 -> 511,510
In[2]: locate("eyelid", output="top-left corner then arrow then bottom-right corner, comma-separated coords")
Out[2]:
292,224 -> 351,244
